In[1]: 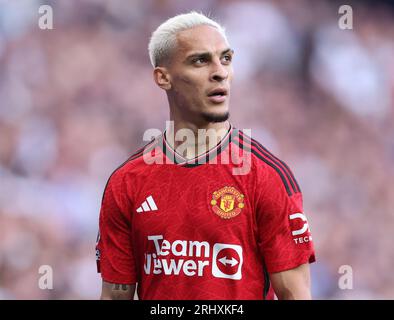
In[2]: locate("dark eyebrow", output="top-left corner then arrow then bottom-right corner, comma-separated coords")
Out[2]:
185,48 -> 234,62
186,52 -> 211,62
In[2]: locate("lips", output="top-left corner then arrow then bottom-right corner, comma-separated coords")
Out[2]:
207,88 -> 228,104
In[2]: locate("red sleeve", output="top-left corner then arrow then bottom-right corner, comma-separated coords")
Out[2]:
256,166 -> 316,274
96,171 -> 137,284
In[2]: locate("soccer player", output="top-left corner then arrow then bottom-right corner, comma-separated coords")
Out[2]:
96,11 -> 315,300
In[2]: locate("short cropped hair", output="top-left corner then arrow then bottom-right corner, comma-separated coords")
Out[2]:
148,11 -> 228,67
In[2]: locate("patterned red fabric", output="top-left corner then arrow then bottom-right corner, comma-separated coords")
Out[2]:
96,127 -> 315,300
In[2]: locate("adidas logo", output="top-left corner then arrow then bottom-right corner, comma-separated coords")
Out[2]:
136,195 -> 158,213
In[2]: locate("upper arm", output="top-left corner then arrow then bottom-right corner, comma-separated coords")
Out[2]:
96,171 -> 137,285
255,165 -> 315,275
270,263 -> 312,300
101,280 -> 136,300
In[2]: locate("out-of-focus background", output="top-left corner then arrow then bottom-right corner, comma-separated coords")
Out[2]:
0,0 -> 393,299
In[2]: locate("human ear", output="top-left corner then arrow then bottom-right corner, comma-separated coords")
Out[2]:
153,67 -> 172,90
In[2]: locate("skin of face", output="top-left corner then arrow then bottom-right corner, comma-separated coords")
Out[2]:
154,24 -> 234,125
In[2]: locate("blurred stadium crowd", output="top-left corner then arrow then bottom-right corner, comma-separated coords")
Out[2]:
0,0 -> 393,299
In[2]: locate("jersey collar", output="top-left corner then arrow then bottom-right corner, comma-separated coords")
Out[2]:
161,124 -> 233,167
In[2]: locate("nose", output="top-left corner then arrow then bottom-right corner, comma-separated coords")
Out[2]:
210,59 -> 228,82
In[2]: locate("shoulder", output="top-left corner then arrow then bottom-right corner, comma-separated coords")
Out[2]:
102,138 -> 159,197
233,129 -> 301,197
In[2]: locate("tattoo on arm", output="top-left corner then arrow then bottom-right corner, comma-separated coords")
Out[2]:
101,281 -> 135,300
112,284 -> 129,291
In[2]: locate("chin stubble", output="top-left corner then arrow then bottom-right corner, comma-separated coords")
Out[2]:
201,111 -> 230,123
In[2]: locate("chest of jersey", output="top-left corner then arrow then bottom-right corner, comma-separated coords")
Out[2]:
129,163 -> 262,282
131,163 -> 257,241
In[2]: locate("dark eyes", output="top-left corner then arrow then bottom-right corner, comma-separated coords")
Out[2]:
222,54 -> 232,63
192,54 -> 232,65
193,57 -> 208,64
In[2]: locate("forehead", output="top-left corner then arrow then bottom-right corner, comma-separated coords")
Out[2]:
175,25 -> 228,55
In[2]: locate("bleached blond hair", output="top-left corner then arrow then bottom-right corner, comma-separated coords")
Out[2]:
148,11 -> 228,67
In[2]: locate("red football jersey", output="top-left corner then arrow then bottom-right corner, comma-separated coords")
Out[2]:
96,125 -> 315,300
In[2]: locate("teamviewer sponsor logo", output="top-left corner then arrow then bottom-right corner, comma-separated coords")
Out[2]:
143,235 -> 243,280
212,243 -> 243,280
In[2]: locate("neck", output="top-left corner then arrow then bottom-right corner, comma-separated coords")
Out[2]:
165,113 -> 230,160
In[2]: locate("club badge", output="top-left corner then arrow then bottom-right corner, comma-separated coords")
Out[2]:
211,186 -> 245,219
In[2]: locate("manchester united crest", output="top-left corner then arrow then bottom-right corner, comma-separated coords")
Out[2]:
210,186 -> 245,219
